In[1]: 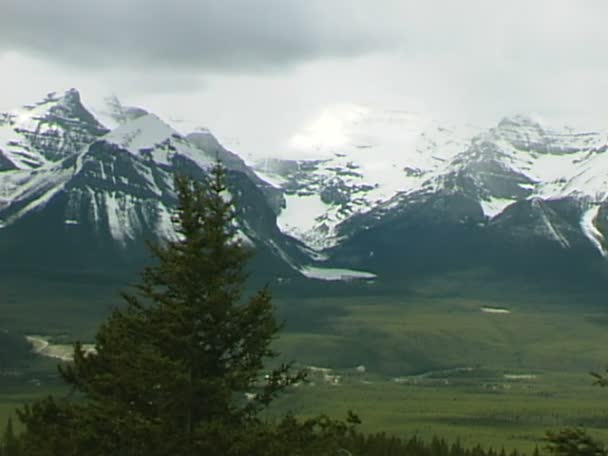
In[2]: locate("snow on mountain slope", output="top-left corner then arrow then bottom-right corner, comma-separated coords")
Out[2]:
102,113 -> 214,170
479,197 -> 517,218
0,108 -> 215,241
255,105 -> 474,248
469,116 -> 608,201
300,265 -> 377,281
103,114 -> 175,154
580,205 -> 607,257
6,89 -> 608,278
0,95 -> 310,279
422,116 -> 608,216
90,95 -> 149,130
553,145 -> 608,201
255,111 -> 608,260
0,159 -> 78,225
0,89 -> 108,170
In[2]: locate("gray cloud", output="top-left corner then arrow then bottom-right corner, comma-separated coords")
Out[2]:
0,0 -> 401,71
3,0 -> 608,149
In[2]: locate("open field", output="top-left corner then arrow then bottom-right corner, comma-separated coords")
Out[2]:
3,273 -> 608,452
276,282 -> 608,376
3,368 -> 608,453
0,273 -> 125,340
273,279 -> 608,451
268,368 -> 608,453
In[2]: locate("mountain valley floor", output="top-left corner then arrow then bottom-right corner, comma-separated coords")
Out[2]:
2,273 -> 608,452
2,365 -> 608,452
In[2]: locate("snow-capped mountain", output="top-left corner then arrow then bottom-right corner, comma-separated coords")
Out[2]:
0,90 -> 307,281
314,114 -> 608,280
432,116 -> 608,211
245,106 -> 608,286
254,106 -> 474,249
3,90 -> 608,288
0,89 -> 108,170
254,109 -> 608,259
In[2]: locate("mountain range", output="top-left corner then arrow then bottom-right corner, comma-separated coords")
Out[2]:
2,90 -> 608,292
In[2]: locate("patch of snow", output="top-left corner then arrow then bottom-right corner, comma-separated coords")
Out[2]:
258,105 -> 475,248
253,169 -> 287,188
0,161 -> 74,225
103,114 -> 175,153
26,335 -> 95,361
581,206 -> 607,256
87,187 -> 100,225
504,374 -> 537,380
102,113 -> 214,170
481,307 -> 511,314
278,193 -> 329,239
305,365 -> 332,374
527,152 -> 586,184
300,266 -> 376,281
558,150 -> 608,201
153,202 -> 177,241
104,191 -> 141,244
480,197 -> 515,218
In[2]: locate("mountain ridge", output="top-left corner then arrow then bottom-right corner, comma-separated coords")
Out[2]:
2,89 -> 608,289
0,90 -> 314,285
256,110 -> 608,263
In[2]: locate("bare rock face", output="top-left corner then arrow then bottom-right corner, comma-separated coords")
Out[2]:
0,89 -> 109,169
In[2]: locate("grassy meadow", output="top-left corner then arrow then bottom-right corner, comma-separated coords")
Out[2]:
269,369 -> 608,452
2,272 -> 608,451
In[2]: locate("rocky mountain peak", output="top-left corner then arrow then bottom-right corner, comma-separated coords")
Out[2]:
60,87 -> 82,104
497,114 -> 542,130
0,89 -> 109,170
4,88 -> 608,285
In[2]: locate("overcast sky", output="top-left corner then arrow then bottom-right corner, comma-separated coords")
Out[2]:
2,0 -> 608,158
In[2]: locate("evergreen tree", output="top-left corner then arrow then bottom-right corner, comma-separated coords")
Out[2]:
545,428 -> 606,456
544,371 -> 608,456
2,418 -> 19,456
17,162 -> 308,455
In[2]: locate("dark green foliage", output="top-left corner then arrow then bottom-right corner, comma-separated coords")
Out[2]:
543,372 -> 608,456
337,432 -> 523,456
177,412 -> 360,456
1,417 -> 19,456
545,428 -> 606,456
16,163 -> 311,455
591,369 -> 608,387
